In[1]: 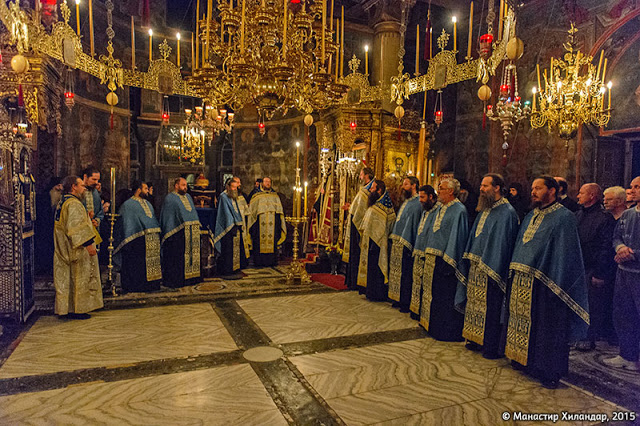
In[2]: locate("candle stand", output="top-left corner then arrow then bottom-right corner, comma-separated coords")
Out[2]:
106,211 -> 119,296
285,216 -> 311,285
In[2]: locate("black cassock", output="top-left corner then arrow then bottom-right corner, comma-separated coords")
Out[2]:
120,237 -> 161,293
363,239 -> 387,302
250,214 -> 281,267
395,246 -> 413,311
217,225 -> 248,275
162,228 -> 201,288
345,222 -> 361,290
428,257 -> 465,342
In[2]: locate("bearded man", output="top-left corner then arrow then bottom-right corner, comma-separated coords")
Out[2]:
343,167 -> 374,290
159,177 -> 201,288
357,179 -> 396,301
456,174 -> 519,359
505,176 -> 588,389
113,180 -> 162,293
388,176 -> 423,312
214,178 -> 248,277
81,166 -> 104,242
248,177 -> 286,267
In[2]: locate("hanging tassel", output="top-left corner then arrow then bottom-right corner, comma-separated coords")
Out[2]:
110,107 -> 114,130
501,152 -> 507,167
482,110 -> 486,130
398,122 -> 402,141
18,83 -> 24,107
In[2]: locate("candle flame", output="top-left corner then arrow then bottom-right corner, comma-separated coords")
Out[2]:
148,28 -> 153,36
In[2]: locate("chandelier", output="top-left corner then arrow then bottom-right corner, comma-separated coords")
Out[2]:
530,24 -> 612,140
202,105 -> 235,135
190,0 -> 349,121
180,108 -> 206,164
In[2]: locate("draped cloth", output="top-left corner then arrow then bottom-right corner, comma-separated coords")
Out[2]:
342,180 -> 373,263
113,196 -> 162,292
53,195 -> 104,315
248,190 -> 286,266
388,194 -> 422,305
357,191 -> 396,296
214,191 -> 247,275
456,198 -> 519,352
410,203 -> 440,314
416,199 -> 469,340
159,192 -> 201,287
505,202 -> 589,375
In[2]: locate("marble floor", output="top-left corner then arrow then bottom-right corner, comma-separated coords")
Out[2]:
0,291 -> 635,425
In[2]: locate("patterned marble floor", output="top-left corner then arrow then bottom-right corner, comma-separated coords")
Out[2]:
237,292 -> 419,344
0,304 -> 237,378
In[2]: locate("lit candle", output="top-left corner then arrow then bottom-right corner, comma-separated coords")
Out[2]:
304,181 -> 308,217
607,81 -> 612,110
532,87 -> 537,111
110,167 -> 116,210
322,0 -> 326,64
452,16 -> 457,52
536,63 -> 541,93
241,0 -> 246,54
283,0 -> 287,59
364,44 -> 369,75
148,28 -> 153,62
206,0 -> 212,62
75,0 -> 81,36
296,141 -> 300,174
498,0 -> 504,40
601,57 -> 608,84
340,6 -> 344,77
415,24 -> 420,75
131,16 -> 136,70
176,33 -> 181,67
467,2 -> 473,59
89,0 -> 95,56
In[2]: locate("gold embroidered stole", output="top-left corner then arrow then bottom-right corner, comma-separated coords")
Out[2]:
505,270 -> 534,366
462,262 -> 489,345
184,223 -> 201,279
410,254 -> 425,314
475,198 -> 508,238
144,233 -> 162,281
522,203 -> 562,244
233,231 -> 241,271
388,240 -> 405,302
259,213 -> 276,254
133,196 -> 153,218
419,254 -> 437,330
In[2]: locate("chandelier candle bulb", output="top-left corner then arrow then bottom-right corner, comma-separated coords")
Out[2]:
452,16 -> 457,52
415,25 -> 420,75
148,29 -> 153,62
89,0 -> 95,56
340,6 -> 345,77
467,2 -> 473,59
177,33 -> 181,67
75,0 -> 81,36
131,16 -> 136,69
365,44 -> 369,75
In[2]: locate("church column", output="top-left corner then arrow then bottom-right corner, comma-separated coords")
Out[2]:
372,19 -> 401,112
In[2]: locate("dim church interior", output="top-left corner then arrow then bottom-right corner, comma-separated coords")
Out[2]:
0,0 -> 639,424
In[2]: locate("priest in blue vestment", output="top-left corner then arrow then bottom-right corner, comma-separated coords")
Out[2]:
456,174 -> 519,359
159,177 -> 202,288
357,180 -> 396,301
417,178 -> 469,341
113,181 -> 162,293
410,185 -> 439,319
214,177 -> 248,277
343,167 -> 374,290
388,177 -> 423,312
505,176 -> 589,389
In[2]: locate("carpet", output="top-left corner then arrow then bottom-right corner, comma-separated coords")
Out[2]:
310,273 -> 347,290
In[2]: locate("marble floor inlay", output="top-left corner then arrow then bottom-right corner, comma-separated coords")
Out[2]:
243,346 -> 284,362
0,364 -> 287,426
237,292 -> 419,344
0,303 -> 237,378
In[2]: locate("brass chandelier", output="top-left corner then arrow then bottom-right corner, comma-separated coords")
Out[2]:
530,24 -> 612,140
190,0 -> 349,121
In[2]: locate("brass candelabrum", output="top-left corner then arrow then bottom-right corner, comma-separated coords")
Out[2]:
106,211 -> 119,297
285,215 -> 311,284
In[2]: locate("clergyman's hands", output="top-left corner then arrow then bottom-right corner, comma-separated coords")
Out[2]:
615,246 -> 635,264
86,245 -> 97,257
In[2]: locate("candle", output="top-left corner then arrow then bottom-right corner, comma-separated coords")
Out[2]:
607,81 -> 612,110
550,57 -> 554,85
180,128 -> 184,157
596,50 -> 603,81
532,87 -> 537,111
131,16 -> 136,69
177,33 -> 181,67
110,167 -> 116,210
195,0 -> 200,69
89,0 -> 95,56
206,0 -> 212,62
322,0 -> 326,64
283,0 -> 287,59
148,28 -> 153,62
452,16 -> 457,52
191,33 -> 195,73
536,63 -> 541,93
241,0 -> 246,54
467,2 -> 473,59
340,6 -> 345,77
75,0 -> 81,36
335,18 -> 340,80
415,25 -> 420,75
304,181 -> 308,217
601,58 -> 608,83
499,0 -> 504,40
364,44 -> 369,75
330,0 -> 334,31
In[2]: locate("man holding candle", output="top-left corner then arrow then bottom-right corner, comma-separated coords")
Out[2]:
343,167 -> 374,290
113,181 -> 162,293
214,177 -> 248,277
159,177 -> 202,288
81,166 -> 105,239
388,176 -> 423,312
357,179 -> 396,301
248,177 -> 286,267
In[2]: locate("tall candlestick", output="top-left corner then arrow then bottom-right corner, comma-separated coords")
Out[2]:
467,2 -> 473,59
191,33 -> 195,73
322,0 -> 326,64
498,0 -> 504,40
304,181 -> 308,217
195,0 -> 200,70
176,33 -> 181,67
110,167 -> 116,208
206,0 -> 212,62
607,81 -> 612,110
364,44 -> 369,75
283,0 -> 288,59
148,29 -> 153,62
550,57 -> 554,85
335,18 -> 340,80
452,16 -> 457,52
241,0 -> 246,54
415,25 -> 420,75
340,6 -> 344,77
596,50 -> 603,81
532,87 -> 537,111
131,16 -> 136,69
536,63 -> 541,93
75,0 -> 81,36
89,0 -> 95,56
601,57 -> 608,84
330,0 -> 334,31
